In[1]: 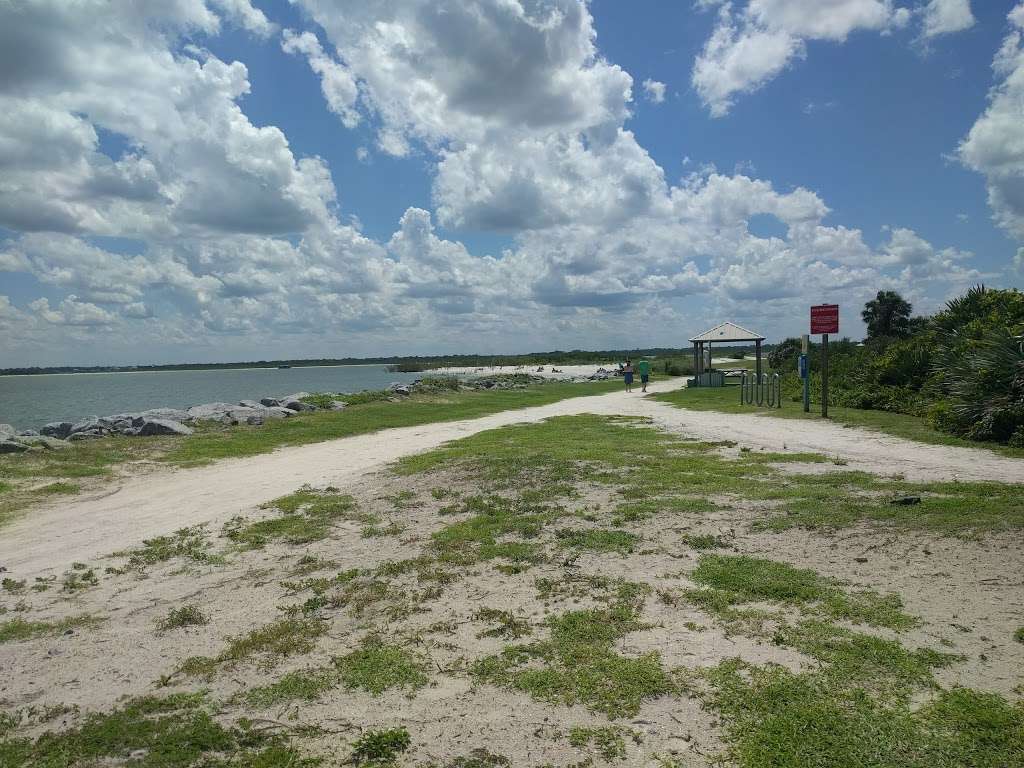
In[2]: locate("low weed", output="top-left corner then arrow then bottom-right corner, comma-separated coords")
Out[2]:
0,693 -> 318,767
568,725 -> 639,760
0,614 -> 101,643
474,607 -> 532,639
116,525 -> 223,571
333,636 -> 428,695
225,487 -> 367,548
350,727 -> 411,766
472,590 -> 675,718
690,554 -> 916,630
704,660 -> 1023,768
32,481 -> 80,495
156,604 -> 209,632
680,533 -> 731,550
242,667 -> 337,708
555,528 -> 639,555
179,616 -> 326,677
61,567 -> 99,593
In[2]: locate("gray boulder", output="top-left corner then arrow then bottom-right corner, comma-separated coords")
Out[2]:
186,403 -> 238,421
139,407 -> 190,423
0,424 -> 16,438
238,399 -> 262,409
263,406 -> 294,419
388,383 -> 412,396
282,399 -> 316,412
0,440 -> 28,453
328,400 -> 348,411
259,397 -> 281,407
137,418 -> 193,436
41,422 -> 73,439
17,429 -> 40,437
14,435 -> 68,449
68,430 -> 104,441
70,417 -> 103,435
246,415 -> 264,426
100,415 -> 135,431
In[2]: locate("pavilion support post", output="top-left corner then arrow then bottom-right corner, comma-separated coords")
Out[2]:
755,340 -> 762,380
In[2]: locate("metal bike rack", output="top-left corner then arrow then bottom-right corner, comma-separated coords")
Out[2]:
740,371 -> 781,409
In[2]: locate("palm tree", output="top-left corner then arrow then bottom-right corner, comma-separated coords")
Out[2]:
862,290 -> 912,340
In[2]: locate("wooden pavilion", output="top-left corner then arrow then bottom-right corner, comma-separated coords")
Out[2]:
689,321 -> 766,387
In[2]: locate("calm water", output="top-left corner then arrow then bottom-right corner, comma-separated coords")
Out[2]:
0,365 -> 423,430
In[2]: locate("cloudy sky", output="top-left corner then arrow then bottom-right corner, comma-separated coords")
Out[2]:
1,0 -> 1022,366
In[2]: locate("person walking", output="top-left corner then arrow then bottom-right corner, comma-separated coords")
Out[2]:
623,359 -> 634,393
637,358 -> 650,392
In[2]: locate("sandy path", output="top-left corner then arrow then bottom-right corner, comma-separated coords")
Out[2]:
2,380 -> 1022,577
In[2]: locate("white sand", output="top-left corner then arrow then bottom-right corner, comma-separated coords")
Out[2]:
429,363 -> 619,380
2,377 -> 1023,578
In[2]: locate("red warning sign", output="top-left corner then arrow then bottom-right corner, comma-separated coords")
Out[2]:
810,304 -> 839,335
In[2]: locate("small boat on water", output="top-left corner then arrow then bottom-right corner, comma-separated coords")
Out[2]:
277,364 -> 292,369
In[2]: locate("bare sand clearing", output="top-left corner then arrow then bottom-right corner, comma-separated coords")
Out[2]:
2,378 -> 1023,580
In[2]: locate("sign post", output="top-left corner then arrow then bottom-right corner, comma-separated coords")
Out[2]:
810,305 -> 839,418
799,334 -> 810,413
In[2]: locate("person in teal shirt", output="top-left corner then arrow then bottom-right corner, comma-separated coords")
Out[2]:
637,359 -> 650,392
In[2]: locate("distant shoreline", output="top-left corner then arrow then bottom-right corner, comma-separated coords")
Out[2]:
0,363 -> 396,379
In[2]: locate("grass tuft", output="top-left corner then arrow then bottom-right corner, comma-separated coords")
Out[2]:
156,604 -> 209,632
333,636 -> 429,695
350,727 -> 411,766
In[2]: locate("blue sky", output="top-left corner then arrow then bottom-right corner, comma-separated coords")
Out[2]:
0,0 -> 1022,366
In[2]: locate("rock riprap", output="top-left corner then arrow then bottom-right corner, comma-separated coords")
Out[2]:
1,372 -> 585,451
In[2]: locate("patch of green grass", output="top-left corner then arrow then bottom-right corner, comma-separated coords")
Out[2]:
116,524 -> 224,571
333,636 -> 428,695
242,667 -> 337,708
680,533 -> 731,550
224,487 -> 365,548
179,616 -> 327,677
555,528 -> 639,554
156,604 -> 209,632
398,414 -> 1023,535
350,727 -> 411,766
690,554 -> 916,630
776,620 -> 957,697
361,521 -> 404,538
1015,627 -> 1024,644
1,578 -> 25,594
0,693 -> 318,767
0,614 -> 101,643
31,481 -> 80,495
653,385 -> 1024,459
164,380 -> 622,466
429,494 -> 563,566
704,660 -> 1024,768
472,590 -> 675,718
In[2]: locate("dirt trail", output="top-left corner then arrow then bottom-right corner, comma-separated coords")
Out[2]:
2,380 -> 1022,577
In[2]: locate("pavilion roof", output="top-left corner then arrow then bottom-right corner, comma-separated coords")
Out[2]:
689,321 -> 765,343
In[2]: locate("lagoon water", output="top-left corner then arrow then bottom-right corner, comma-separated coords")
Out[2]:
0,365 -> 424,430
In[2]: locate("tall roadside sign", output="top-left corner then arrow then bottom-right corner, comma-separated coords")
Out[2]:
810,304 -> 839,417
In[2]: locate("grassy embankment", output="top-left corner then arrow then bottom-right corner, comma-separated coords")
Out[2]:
0,378 -> 626,528
3,414 -> 1020,765
654,383 -> 1024,459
